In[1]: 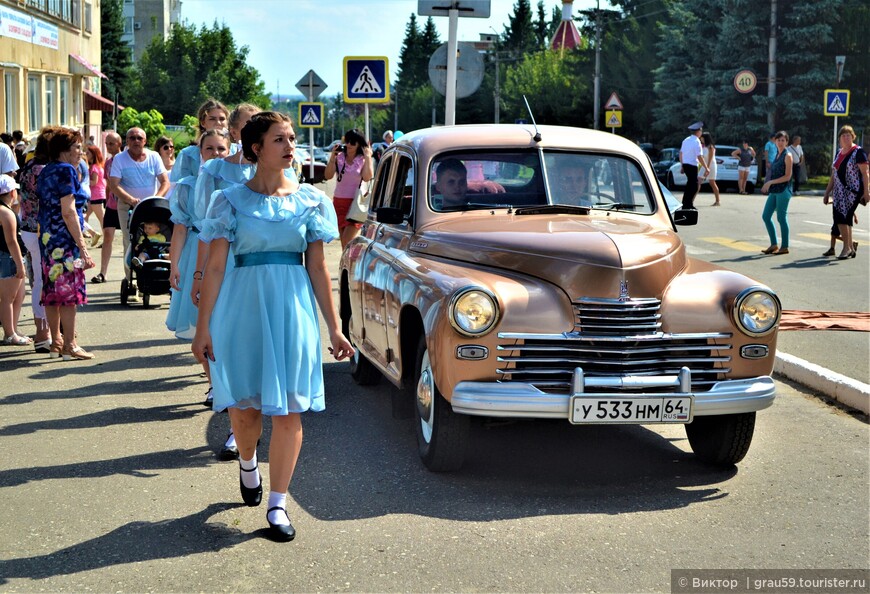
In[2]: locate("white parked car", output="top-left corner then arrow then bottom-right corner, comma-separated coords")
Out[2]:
665,145 -> 758,194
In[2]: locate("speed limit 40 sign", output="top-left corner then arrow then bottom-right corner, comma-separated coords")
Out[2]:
734,69 -> 757,94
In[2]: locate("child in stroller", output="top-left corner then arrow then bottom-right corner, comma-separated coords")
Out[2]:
122,197 -> 172,306
131,220 -> 170,268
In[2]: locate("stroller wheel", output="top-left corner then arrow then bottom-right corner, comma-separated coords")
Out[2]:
120,278 -> 129,306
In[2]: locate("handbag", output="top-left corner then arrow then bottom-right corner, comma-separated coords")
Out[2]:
346,180 -> 370,223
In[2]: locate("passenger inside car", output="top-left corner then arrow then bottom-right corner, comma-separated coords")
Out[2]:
432,158 -> 468,209
552,159 -> 594,207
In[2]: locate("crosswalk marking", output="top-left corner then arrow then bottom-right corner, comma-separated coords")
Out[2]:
699,237 -> 763,252
799,232 -> 833,241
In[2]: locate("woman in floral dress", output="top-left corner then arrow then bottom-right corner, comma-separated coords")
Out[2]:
36,127 -> 96,360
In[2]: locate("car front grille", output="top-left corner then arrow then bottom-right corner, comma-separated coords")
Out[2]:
497,298 -> 732,394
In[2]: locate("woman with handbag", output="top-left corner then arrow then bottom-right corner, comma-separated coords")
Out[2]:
323,128 -> 374,249
822,125 -> 869,260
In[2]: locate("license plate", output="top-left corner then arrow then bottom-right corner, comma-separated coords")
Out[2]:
570,395 -> 693,424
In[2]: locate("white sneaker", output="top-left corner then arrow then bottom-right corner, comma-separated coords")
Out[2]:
203,387 -> 214,407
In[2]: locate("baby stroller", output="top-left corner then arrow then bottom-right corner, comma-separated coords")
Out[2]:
121,196 -> 173,307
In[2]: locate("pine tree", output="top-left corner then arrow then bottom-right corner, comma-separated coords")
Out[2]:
100,0 -> 132,104
396,14 -> 422,90
501,0 -> 538,56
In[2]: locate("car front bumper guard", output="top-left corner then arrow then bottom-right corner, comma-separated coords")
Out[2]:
449,367 -> 775,419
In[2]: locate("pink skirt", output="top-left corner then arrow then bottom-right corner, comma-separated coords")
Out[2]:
332,197 -> 363,231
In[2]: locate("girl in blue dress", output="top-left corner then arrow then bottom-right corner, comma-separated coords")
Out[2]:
192,111 -> 353,542
169,98 -> 229,183
166,128 -> 231,339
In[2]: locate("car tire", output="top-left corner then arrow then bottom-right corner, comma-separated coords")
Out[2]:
666,172 -> 677,190
340,285 -> 381,386
685,412 -> 755,467
411,335 -> 469,472
142,293 -> 150,308
120,278 -> 128,306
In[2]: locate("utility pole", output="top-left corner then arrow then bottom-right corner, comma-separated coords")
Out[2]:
493,51 -> 500,124
767,0 -> 777,131
593,0 -> 601,130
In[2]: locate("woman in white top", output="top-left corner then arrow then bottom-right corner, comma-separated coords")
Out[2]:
702,132 -> 721,206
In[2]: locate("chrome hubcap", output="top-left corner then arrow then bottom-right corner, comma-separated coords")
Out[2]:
416,350 -> 434,442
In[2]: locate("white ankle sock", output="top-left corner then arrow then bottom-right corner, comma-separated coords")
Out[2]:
267,491 -> 290,526
224,431 -> 236,449
239,453 -> 260,489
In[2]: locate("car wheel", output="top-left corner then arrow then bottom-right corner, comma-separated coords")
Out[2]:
120,278 -> 128,306
685,412 -> 755,467
142,293 -> 150,308
412,335 -> 469,472
340,285 -> 381,386
666,172 -> 677,190
745,182 -> 755,195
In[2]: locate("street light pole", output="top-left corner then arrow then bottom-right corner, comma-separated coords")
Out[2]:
833,55 -> 846,162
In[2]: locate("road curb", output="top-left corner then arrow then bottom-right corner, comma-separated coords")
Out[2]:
774,352 -> 870,414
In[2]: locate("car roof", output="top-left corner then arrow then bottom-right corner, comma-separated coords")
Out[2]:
394,124 -> 650,164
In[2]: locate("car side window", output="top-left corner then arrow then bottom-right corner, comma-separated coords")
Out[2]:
388,154 -> 414,220
370,154 -> 392,211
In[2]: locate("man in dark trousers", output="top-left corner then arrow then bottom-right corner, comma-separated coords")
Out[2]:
679,121 -> 709,209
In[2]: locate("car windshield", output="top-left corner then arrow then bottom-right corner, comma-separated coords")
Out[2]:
429,150 -> 656,214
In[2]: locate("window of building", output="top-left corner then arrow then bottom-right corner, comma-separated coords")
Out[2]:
28,75 -> 42,132
84,2 -> 92,33
60,78 -> 70,125
4,72 -> 19,132
124,16 -> 133,34
45,76 -> 57,125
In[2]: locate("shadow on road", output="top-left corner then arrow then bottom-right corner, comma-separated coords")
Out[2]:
285,363 -> 736,522
0,502 -> 251,585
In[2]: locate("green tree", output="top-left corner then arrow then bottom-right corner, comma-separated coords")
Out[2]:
126,22 -> 271,123
502,50 -> 589,125
393,14 -> 441,131
100,0 -> 132,105
500,0 -> 539,56
117,107 -> 167,141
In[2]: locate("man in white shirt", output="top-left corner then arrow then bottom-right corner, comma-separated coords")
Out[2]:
679,121 -> 708,209
787,135 -> 805,194
107,127 -> 170,289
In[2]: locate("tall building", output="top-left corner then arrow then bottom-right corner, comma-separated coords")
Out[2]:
0,0 -> 107,137
121,0 -> 181,63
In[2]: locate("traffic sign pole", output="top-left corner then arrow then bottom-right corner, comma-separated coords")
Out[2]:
445,7 -> 458,126
308,71 -> 314,181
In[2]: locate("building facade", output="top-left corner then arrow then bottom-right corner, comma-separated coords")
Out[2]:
0,0 -> 108,137
121,0 -> 180,63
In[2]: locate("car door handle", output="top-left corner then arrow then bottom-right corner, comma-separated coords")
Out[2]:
377,228 -> 385,238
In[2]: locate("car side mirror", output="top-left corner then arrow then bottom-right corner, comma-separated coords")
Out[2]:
376,206 -> 405,225
673,208 -> 699,226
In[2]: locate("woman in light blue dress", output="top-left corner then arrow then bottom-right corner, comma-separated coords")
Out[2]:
166,129 -> 231,339
193,111 -> 353,542
169,98 -> 229,183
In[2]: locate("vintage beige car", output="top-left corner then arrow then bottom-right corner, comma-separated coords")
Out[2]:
339,124 -> 781,472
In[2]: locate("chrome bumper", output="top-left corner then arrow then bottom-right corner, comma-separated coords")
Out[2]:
449,375 -> 776,419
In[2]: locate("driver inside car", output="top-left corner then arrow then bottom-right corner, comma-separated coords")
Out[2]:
432,158 -> 506,210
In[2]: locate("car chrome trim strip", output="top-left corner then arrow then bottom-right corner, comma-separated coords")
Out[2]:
449,376 -> 775,418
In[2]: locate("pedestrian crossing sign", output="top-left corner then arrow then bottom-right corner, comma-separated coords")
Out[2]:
605,110 -> 622,128
344,56 -> 390,103
297,102 -> 324,128
824,89 -> 849,116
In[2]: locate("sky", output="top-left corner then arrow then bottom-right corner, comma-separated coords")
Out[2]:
180,0 -> 595,99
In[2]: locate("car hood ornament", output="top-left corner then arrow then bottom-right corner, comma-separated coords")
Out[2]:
618,280 -> 630,302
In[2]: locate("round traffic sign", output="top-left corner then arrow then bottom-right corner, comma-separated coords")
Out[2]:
734,69 -> 757,94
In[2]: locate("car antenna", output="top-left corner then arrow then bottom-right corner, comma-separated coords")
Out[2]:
522,95 -> 542,142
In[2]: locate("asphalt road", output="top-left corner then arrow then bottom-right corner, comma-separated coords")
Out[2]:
0,221 -> 867,592
673,188 -> 870,384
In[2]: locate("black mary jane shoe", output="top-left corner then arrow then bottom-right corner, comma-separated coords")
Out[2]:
266,507 -> 296,542
239,465 -> 262,507
219,442 -> 239,461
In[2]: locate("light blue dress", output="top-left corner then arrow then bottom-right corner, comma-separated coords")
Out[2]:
164,175 -> 199,339
199,184 -> 339,416
170,145 -> 201,182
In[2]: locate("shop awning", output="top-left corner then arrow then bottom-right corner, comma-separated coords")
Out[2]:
83,89 -> 123,112
69,53 -> 107,79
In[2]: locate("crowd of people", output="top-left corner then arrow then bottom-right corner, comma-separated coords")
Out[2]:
676,121 -> 868,259
0,107 -> 865,541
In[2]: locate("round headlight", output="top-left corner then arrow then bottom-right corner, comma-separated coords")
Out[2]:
733,288 -> 781,337
449,287 -> 499,336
